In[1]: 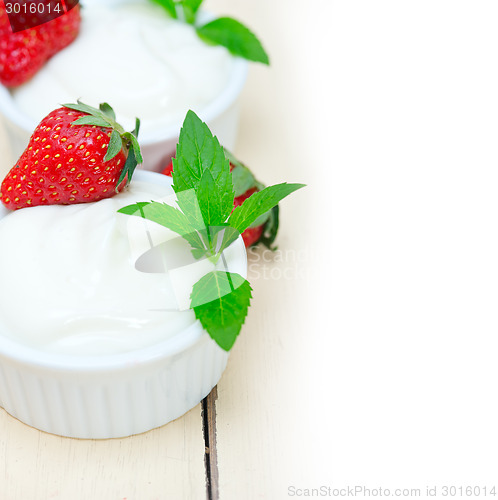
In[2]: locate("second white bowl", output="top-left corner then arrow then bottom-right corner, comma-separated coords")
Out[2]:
0,1 -> 248,173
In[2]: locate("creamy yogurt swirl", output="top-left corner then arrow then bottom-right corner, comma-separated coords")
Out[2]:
0,178 -> 245,356
11,2 -> 235,136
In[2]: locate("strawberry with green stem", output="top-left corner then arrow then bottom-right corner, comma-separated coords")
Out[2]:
0,101 -> 142,210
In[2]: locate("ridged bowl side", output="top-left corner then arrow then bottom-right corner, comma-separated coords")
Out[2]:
0,334 -> 228,439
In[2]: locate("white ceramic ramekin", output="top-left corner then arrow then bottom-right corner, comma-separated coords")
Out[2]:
0,170 -> 247,438
0,2 -> 248,173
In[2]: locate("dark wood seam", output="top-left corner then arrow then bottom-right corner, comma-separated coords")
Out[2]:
202,386 -> 219,500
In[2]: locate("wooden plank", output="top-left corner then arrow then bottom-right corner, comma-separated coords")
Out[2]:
215,260 -> 314,497
207,0 -> 319,497
0,405 -> 207,500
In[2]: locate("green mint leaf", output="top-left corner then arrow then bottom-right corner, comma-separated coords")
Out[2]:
118,202 -> 149,217
182,0 -> 203,23
104,130 -> 123,162
196,17 -> 270,65
173,111 -> 229,191
176,188 -> 206,231
150,0 -> 178,18
118,201 -> 206,253
191,271 -> 252,351
175,188 -> 215,256
248,209 -> 271,228
173,110 -> 234,222
185,0 -> 203,15
197,169 -> 224,226
228,183 -> 305,235
191,270 -> 246,307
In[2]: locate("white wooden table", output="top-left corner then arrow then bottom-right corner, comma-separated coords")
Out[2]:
2,1 -> 498,498
0,1 -> 316,498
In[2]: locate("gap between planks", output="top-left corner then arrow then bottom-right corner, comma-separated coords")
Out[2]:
202,386 -> 219,500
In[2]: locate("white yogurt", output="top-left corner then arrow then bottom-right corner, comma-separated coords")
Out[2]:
11,1 -> 235,136
0,178 -> 241,356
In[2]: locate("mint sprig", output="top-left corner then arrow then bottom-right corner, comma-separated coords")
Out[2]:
150,0 -> 269,65
197,17 -> 270,65
118,111 -> 304,350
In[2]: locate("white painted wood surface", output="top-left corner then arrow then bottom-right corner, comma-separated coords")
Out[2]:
0,407 -> 206,499
0,1 -> 320,498
3,0 -> 498,499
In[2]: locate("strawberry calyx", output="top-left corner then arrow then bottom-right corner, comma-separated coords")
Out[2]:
63,101 -> 143,189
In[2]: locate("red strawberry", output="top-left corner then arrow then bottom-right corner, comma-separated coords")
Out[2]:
0,101 -> 142,210
0,3 -> 80,87
162,159 -> 174,176
232,187 -> 265,246
161,152 -> 278,248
